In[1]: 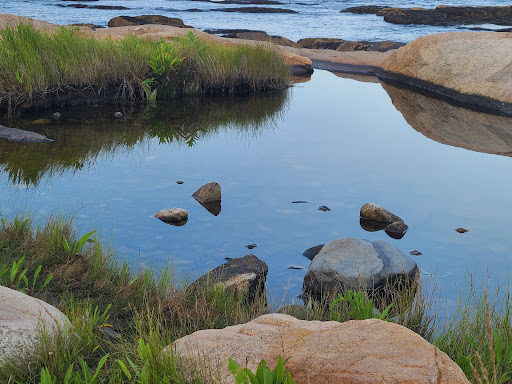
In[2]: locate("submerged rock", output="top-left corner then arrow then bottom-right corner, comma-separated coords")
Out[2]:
303,238 -> 417,297
359,217 -> 388,232
318,205 -> 331,211
0,125 -> 53,143
0,286 -> 71,363
212,7 -> 297,13
384,221 -> 409,239
245,244 -> 257,249
456,227 -> 469,233
170,314 -> 470,384
409,250 -> 423,256
302,244 -> 324,260
154,208 -> 188,224
188,254 -> 268,300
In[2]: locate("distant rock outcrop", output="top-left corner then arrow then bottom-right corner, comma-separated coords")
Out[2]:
108,15 -> 192,28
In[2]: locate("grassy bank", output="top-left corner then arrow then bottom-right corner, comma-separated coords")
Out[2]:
0,215 -> 511,383
0,23 -> 290,115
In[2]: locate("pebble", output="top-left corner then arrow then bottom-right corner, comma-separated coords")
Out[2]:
318,205 -> 331,211
246,244 -> 257,249
455,228 -> 469,233
114,112 -> 123,118
288,265 -> 304,270
292,201 -> 309,203
52,112 -> 61,120
176,181 -> 184,184
409,250 -> 423,256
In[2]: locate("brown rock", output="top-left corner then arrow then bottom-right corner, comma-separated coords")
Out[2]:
360,203 -> 404,224
0,286 -> 71,363
154,208 -> 188,223
380,32 -> 512,115
108,15 -> 192,28
192,182 -> 222,203
297,38 -> 404,52
187,254 -> 268,300
169,314 -> 470,384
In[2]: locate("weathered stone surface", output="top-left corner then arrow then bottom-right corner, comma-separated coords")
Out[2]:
302,244 -> 324,260
384,221 -> 409,239
380,32 -> 512,115
154,208 -> 188,223
303,238 -> 417,296
297,38 -> 404,52
381,82 -> 512,157
188,254 -> 268,299
170,314 -> 470,384
192,182 -> 222,203
360,203 -> 404,224
0,286 -> 71,363
0,125 -> 53,143
108,15 -> 191,28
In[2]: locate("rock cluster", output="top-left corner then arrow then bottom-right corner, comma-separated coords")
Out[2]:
170,314 -> 470,384
360,203 -> 408,239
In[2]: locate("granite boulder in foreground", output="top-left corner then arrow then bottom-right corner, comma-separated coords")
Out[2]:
169,313 -> 470,384
303,238 -> 417,296
380,32 -> 512,115
0,286 -> 71,364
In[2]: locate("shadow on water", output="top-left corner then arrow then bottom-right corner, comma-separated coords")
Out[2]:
0,91 -> 289,186
381,82 -> 512,157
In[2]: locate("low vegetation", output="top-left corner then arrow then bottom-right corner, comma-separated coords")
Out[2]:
0,215 -> 510,383
0,23 -> 290,115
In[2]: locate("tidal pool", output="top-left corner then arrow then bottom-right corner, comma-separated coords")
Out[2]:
1,70 -> 511,302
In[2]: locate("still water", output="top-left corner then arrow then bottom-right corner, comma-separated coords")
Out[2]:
1,70 -> 512,301
5,0 -> 512,42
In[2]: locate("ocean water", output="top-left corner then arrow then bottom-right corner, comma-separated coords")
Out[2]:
3,0 -> 511,42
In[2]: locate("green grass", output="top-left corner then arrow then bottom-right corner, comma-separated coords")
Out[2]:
0,23 -> 291,114
1,215 -> 511,383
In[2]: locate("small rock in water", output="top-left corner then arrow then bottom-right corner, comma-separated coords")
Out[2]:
409,250 -> 423,256
384,221 -> 409,239
246,244 -> 257,249
52,112 -> 61,120
32,118 -> 53,125
360,203 -> 404,224
292,201 -> 308,203
302,244 -> 325,260
318,205 -> 331,211
176,181 -> 184,184
288,265 -> 304,270
456,227 -> 469,233
154,208 -> 188,224
114,112 -> 123,118
193,182 -> 222,203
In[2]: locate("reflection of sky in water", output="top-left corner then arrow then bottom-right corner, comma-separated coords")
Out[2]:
1,70 -> 512,302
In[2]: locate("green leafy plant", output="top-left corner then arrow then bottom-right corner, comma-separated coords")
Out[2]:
329,290 -> 393,321
0,256 -> 52,294
62,231 -> 95,255
149,41 -> 183,77
228,355 -> 295,384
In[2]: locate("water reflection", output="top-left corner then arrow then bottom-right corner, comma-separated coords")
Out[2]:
382,82 -> 512,156
0,92 -> 289,186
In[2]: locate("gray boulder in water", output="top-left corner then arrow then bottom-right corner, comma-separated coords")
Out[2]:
303,238 -> 417,296
0,125 -> 53,143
